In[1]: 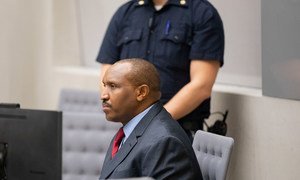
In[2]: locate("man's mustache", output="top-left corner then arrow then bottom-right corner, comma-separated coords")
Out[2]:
102,100 -> 111,107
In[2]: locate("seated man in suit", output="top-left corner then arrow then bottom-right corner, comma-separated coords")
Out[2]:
100,58 -> 203,179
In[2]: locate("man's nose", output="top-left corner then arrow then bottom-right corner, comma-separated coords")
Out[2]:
101,88 -> 109,100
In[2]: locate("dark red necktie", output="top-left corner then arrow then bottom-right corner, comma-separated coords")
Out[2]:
111,127 -> 125,158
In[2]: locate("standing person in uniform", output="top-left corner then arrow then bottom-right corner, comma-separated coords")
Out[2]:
97,0 -> 225,140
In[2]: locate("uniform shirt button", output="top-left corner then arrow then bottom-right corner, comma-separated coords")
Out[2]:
147,50 -> 151,54
174,35 -> 179,40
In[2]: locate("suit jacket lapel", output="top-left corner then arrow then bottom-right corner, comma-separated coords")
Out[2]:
100,136 -> 138,179
100,102 -> 163,179
130,102 -> 163,138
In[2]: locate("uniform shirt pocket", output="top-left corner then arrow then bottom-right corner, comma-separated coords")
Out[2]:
117,29 -> 143,59
162,29 -> 187,44
158,27 -> 191,70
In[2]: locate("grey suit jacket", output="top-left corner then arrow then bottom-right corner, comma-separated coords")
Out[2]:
100,102 -> 203,180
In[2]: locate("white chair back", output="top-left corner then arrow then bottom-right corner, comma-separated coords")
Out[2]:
192,130 -> 234,180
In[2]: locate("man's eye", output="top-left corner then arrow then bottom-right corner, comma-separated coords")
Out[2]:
109,84 -> 117,89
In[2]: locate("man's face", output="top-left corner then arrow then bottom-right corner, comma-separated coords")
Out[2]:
101,64 -> 139,124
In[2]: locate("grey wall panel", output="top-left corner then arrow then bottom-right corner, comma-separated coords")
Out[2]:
262,0 -> 300,100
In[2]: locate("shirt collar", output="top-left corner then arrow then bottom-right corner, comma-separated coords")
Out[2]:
122,104 -> 154,142
134,0 -> 188,8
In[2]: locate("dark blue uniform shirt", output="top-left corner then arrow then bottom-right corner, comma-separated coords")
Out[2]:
97,0 -> 224,130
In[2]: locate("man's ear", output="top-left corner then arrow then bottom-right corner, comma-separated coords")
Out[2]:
136,84 -> 149,101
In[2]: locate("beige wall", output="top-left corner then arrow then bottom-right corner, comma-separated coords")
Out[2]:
0,0 -> 53,108
0,0 -> 95,109
211,88 -> 300,180
211,0 -> 262,88
1,0 -> 300,179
